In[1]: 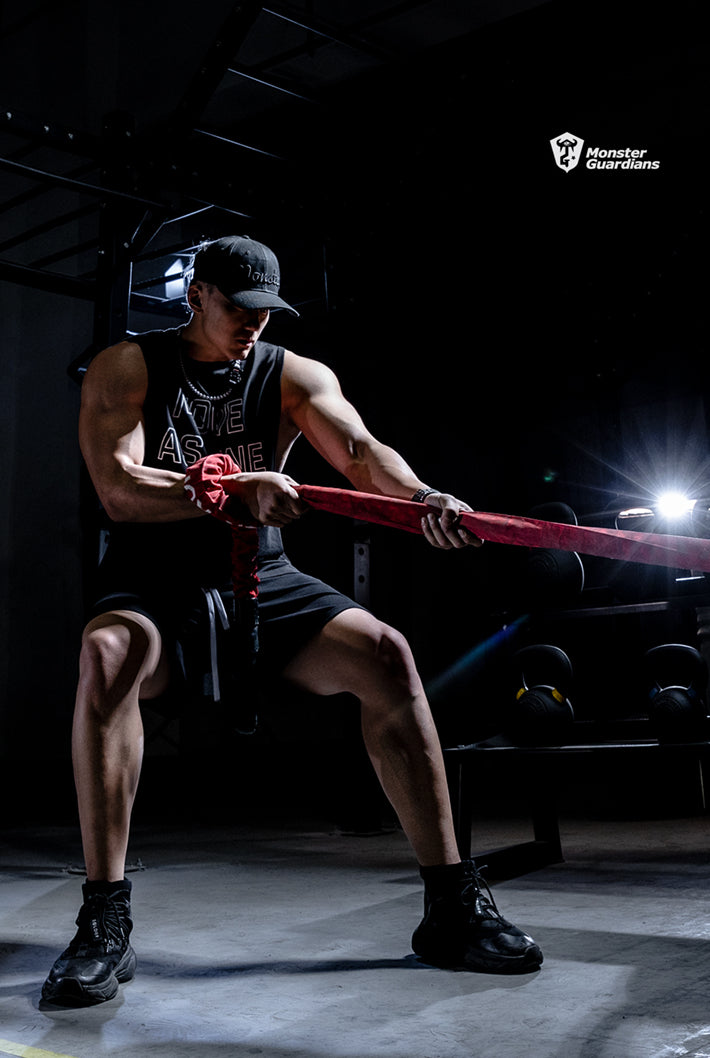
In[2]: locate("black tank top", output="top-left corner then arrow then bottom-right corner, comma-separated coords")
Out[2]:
100,327 -> 286,588
139,326 -> 284,473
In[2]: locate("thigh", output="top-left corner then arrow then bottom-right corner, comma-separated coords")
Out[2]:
281,607 -> 421,700
255,555 -> 366,671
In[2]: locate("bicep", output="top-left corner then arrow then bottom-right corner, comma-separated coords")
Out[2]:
283,352 -> 419,495
78,344 -> 148,491
287,363 -> 375,474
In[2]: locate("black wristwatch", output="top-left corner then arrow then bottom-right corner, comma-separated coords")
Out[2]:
411,487 -> 438,503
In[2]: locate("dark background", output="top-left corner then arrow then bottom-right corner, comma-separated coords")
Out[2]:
0,0 -> 707,825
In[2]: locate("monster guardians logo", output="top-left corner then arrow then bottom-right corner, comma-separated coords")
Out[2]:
550,132 -> 584,171
550,132 -> 661,171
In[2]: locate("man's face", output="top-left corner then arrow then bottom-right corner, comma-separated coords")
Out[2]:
193,282 -> 270,358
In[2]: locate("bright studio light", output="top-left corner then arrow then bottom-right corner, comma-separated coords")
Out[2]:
655,491 -> 696,519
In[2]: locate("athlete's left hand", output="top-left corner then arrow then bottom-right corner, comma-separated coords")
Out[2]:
419,493 -> 483,550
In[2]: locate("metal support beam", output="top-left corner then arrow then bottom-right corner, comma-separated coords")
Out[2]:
225,63 -> 317,104
353,523 -> 371,607
262,3 -> 396,62
0,203 -> 98,254
0,161 -> 97,219
167,1 -> 267,137
0,105 -> 100,159
0,258 -> 94,300
0,154 -> 166,209
92,113 -> 143,349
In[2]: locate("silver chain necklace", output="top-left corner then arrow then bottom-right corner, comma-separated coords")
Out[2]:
178,351 -> 244,403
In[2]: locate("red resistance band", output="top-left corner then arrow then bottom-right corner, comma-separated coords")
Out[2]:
185,453 -> 710,579
298,485 -> 710,573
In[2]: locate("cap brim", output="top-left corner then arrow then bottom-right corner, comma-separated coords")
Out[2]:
227,289 -> 300,318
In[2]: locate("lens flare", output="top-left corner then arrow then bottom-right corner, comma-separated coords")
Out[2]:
655,491 -> 696,520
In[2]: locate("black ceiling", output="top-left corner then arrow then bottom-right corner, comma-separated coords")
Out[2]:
0,2 -> 542,310
0,0 -> 706,366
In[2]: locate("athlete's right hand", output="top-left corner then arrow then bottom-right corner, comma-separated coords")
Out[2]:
222,471 -> 308,527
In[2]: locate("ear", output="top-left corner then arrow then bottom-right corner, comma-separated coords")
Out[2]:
186,283 -> 203,312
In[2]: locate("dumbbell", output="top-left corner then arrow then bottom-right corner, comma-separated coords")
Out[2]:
505,644 -> 575,746
645,643 -> 708,743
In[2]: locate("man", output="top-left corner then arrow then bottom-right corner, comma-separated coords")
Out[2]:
42,235 -> 542,1006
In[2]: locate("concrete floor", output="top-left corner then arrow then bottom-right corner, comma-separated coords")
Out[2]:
1,813 -> 709,1058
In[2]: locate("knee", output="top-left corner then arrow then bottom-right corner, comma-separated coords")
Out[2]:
78,618 -> 156,717
359,619 -> 421,701
374,622 -> 416,680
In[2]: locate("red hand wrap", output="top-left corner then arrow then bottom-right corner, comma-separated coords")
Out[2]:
184,454 -> 260,599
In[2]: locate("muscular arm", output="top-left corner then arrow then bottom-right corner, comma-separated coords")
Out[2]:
79,342 -> 203,523
281,352 -> 425,498
280,352 -> 480,549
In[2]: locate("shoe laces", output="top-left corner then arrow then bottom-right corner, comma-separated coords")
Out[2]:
71,892 -> 130,955
460,864 -> 507,924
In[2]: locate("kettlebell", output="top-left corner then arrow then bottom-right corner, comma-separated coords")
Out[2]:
505,644 -> 575,746
645,643 -> 708,743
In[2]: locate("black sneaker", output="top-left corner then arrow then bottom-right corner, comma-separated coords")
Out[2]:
412,860 -> 543,974
41,881 -> 137,1006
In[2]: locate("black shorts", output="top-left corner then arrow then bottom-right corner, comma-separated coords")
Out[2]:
90,551 -> 364,678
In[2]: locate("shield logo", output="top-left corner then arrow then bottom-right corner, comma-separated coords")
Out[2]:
550,132 -> 584,172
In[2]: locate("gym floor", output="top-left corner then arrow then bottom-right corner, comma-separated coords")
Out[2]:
1,809 -> 709,1058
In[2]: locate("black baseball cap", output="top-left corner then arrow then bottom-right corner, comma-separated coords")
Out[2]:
191,236 -> 299,317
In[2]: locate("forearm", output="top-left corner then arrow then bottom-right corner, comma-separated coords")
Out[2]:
343,439 -> 428,499
346,439 -> 479,550
99,462 -> 205,523
282,353 -> 476,549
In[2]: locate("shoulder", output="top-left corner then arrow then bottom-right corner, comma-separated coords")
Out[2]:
81,340 -> 148,409
282,349 -> 340,397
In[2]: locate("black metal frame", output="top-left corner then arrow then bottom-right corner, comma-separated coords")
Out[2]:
1,0 -> 450,328
445,736 -> 710,879
446,591 -> 710,877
